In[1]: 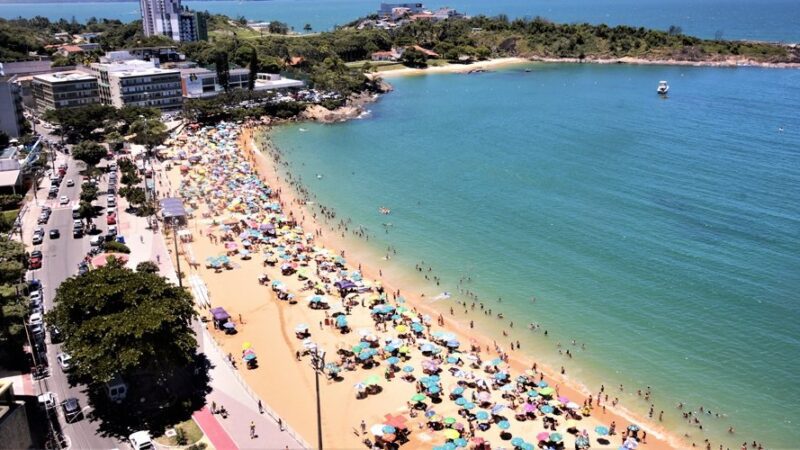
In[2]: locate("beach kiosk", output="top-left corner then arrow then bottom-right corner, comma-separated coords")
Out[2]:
210,307 -> 235,333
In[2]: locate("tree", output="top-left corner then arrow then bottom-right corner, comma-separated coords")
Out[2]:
268,21 -> 289,35
72,141 -> 106,168
303,23 -> 312,33
48,262 -> 196,381
0,131 -> 8,148
215,52 -> 230,93
115,106 -> 160,134
136,261 -> 159,273
130,118 -> 167,149
47,261 -> 210,436
401,47 -> 428,68
78,200 -> 95,223
121,171 -> 142,187
80,183 -> 99,203
0,238 -> 28,369
120,186 -> 146,208
102,241 -> 130,253
43,104 -> 116,142
105,131 -> 124,151
247,48 -> 259,91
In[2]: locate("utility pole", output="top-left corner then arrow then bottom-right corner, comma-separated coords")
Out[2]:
171,218 -> 183,288
309,348 -> 325,450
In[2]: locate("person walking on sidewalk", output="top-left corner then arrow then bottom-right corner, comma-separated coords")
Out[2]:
249,421 -> 256,439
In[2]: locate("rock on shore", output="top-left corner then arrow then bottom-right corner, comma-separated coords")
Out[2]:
300,80 -> 393,123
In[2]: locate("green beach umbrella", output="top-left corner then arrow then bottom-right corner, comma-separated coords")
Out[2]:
443,417 -> 457,425
364,375 -> 380,386
549,432 -> 563,443
538,387 -> 555,396
411,393 -> 426,402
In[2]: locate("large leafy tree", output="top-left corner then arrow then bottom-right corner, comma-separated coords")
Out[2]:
247,47 -> 259,91
214,51 -> 230,93
130,117 -> 167,149
43,104 -> 116,142
48,260 -> 198,384
0,238 -> 28,369
72,141 -> 107,168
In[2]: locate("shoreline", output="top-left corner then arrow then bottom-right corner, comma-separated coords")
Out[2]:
251,127 -> 685,450
374,55 -> 800,80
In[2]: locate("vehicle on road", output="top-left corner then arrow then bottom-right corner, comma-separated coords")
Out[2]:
72,204 -> 81,219
73,220 -> 84,238
37,212 -> 50,224
90,235 -> 104,246
56,352 -> 73,371
66,179 -> 74,187
29,250 -> 43,269
129,431 -> 154,450
32,228 -> 44,244
38,391 -> 56,411
49,229 -> 60,239
59,196 -> 69,205
49,325 -> 63,343
62,397 -> 82,423
107,213 -> 116,225
106,195 -> 116,206
29,312 -> 43,326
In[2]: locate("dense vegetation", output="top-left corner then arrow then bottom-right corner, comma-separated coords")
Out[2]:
0,238 -> 28,369
47,259 -> 211,436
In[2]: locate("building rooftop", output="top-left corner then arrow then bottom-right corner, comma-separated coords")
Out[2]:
34,71 -> 96,83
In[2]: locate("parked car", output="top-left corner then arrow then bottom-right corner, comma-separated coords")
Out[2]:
129,431 -> 154,450
38,391 -> 56,411
56,352 -> 72,371
37,213 -> 49,224
32,230 -> 44,245
59,196 -> 69,205
29,250 -> 43,269
49,229 -> 60,239
49,325 -> 63,343
78,262 -> 89,276
90,235 -> 103,246
106,214 -> 116,225
62,398 -> 82,423
66,179 -> 74,187
28,312 -> 43,326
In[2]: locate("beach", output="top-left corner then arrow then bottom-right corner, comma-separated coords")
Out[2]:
155,122 -> 687,450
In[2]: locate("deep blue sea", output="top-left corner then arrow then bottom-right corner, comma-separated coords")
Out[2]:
1,0 -> 799,42
271,64 -> 800,449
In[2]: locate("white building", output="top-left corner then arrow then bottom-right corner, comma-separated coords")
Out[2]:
31,71 -> 100,114
90,60 -> 182,110
180,67 -> 304,99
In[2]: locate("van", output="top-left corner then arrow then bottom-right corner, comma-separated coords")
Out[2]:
71,205 -> 80,219
105,375 -> 128,402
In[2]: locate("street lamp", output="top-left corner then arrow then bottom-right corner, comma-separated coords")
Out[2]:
166,216 -> 183,288
309,348 -> 325,450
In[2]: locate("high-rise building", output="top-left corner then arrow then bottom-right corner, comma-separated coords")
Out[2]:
140,0 -> 182,41
140,0 -> 206,42
179,10 -> 208,42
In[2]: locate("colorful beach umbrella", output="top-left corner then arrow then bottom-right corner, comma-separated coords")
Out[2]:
549,432 -> 563,443
475,411 -> 489,421
403,365 -> 415,373
443,429 -> 460,440
536,432 -> 550,441
411,394 -> 426,402
497,420 -> 510,430
595,425 -> 609,436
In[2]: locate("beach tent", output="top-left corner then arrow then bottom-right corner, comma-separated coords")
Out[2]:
210,307 -> 231,329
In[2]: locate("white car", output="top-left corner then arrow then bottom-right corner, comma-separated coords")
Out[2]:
59,196 -> 69,205
56,352 -> 72,371
90,235 -> 104,246
38,391 -> 56,410
129,431 -> 154,450
106,195 -> 116,205
28,312 -> 43,326
66,179 -> 75,187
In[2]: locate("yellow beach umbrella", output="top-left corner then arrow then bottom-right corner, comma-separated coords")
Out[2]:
395,325 -> 409,334
242,342 -> 252,350
443,429 -> 460,439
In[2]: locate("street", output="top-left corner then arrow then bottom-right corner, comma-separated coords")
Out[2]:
23,147 -> 119,450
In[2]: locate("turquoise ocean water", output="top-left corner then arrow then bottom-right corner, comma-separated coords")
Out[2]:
1,0 -> 800,42
271,65 -> 800,449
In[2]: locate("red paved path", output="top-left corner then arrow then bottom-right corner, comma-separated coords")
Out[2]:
194,407 -> 238,450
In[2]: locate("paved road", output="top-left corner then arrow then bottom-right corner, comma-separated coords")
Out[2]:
25,150 -> 120,450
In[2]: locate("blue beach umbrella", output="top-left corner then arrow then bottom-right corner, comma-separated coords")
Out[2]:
495,372 -> 508,380
595,426 -> 609,436
463,402 -> 476,410
447,356 -> 459,364
451,386 -> 464,396
387,356 -> 400,365
538,381 -> 549,388
335,315 -> 348,328
403,365 -> 415,373
491,404 -> 506,415
446,340 -> 460,348
475,411 -> 489,421
540,405 -> 555,414
454,438 -> 468,448
444,443 -> 456,450
382,425 -> 396,434
527,390 -> 539,398
511,437 -> 525,447
521,444 -> 535,450
455,397 -> 467,406
498,420 -> 510,430
428,386 -> 441,394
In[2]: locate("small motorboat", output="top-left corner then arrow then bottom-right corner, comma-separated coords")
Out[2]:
657,80 -> 669,95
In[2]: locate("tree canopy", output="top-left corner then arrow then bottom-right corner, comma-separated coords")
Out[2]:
47,260 -> 197,384
72,141 -> 107,168
130,118 -> 167,149
0,238 -> 28,369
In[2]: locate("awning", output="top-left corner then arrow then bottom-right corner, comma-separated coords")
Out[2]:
160,197 -> 187,219
0,169 -> 21,187
210,307 -> 229,321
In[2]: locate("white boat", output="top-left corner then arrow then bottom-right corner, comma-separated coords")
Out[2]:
657,80 -> 669,95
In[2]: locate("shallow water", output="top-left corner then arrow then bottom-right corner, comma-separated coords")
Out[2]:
3,0 -> 799,41
271,63 -> 800,449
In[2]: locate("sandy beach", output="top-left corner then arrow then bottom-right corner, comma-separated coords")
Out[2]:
157,123 -> 686,450
377,58 -> 530,78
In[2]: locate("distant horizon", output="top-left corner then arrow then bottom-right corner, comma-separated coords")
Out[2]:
0,0 -> 275,3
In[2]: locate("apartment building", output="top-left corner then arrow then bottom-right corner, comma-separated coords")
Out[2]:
31,71 -> 100,114
91,60 -> 182,110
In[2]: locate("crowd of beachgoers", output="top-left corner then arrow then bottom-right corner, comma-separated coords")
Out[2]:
153,121 -> 763,450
